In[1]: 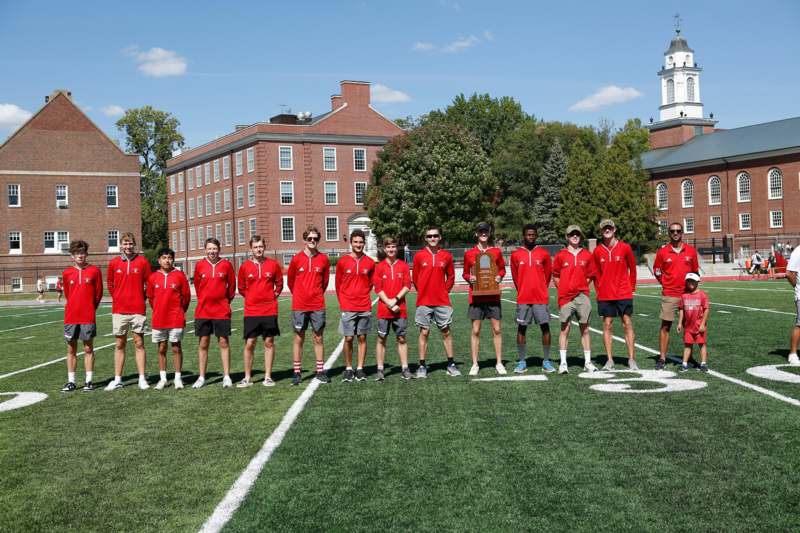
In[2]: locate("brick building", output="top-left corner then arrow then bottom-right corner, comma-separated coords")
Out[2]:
0,90 -> 142,293
642,30 -> 800,259
165,80 -> 403,273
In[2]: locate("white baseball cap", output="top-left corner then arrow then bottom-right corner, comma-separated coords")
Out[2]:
685,272 -> 701,282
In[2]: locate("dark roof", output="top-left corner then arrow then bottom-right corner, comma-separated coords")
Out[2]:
665,35 -> 694,55
642,116 -> 800,172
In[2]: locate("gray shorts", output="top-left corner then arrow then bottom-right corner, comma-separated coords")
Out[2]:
292,310 -> 326,333
516,304 -> 550,326
415,305 -> 453,330
559,293 -> 592,324
468,303 -> 502,321
377,318 -> 408,338
339,311 -> 372,337
64,324 -> 96,342
152,328 -> 184,343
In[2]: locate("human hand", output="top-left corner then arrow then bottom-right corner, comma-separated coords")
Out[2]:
699,324 -> 706,333
676,324 -> 683,333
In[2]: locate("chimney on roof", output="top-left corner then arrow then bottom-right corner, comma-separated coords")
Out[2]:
331,94 -> 343,111
45,89 -> 72,103
340,80 -> 370,107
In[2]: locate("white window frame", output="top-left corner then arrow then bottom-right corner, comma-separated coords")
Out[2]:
172,231 -> 178,250
681,179 -> 694,208
178,172 -> 184,193
223,189 -> 231,212
323,147 -> 337,171
224,222 -> 233,246
656,182 -> 668,210
709,215 -> 722,233
188,197 -> 195,219
325,216 -> 339,242
278,146 -> 293,170
236,185 -> 244,209
205,194 -> 212,216
739,212 -> 751,231
44,230 -> 69,253
171,203 -> 177,223
237,220 -> 246,245
179,229 -> 186,252
737,172 -> 751,202
196,194 -> 203,218
204,163 -> 211,185
187,168 -> 194,190
223,156 -> 230,180
246,147 -> 255,172
170,175 -> 176,195
248,182 -> 256,207
707,176 -> 721,206
658,220 -> 669,235
235,151 -> 243,176
107,230 -> 120,252
8,184 -> 21,207
215,224 -> 222,240
281,216 -> 295,242
189,227 -> 196,250
324,181 -> 338,205
683,217 -> 694,234
770,210 -> 783,229
8,231 -> 21,254
354,182 -> 367,205
353,147 -> 367,172
249,217 -> 257,238
214,191 -> 221,214
767,167 -> 783,200
178,200 -> 185,221
197,226 -> 204,246
55,184 -> 68,208
11,277 -> 22,292
206,225 -> 213,242
213,159 -> 220,182
106,184 -> 118,208
280,181 -> 294,205
195,166 -> 202,188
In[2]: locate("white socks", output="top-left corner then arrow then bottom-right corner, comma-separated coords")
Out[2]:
86,371 -> 93,382
68,372 -> 75,383
159,370 -> 167,380
113,375 -> 122,383
559,349 -> 567,365
584,350 -> 592,363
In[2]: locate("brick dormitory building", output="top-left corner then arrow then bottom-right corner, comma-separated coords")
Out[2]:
165,80 -> 404,274
642,30 -> 800,260
0,90 -> 142,293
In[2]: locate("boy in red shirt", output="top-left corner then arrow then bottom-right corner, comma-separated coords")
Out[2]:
464,222 -> 507,376
552,225 -> 597,374
237,235 -> 284,387
193,237 -> 236,388
510,224 -> 553,374
652,221 -> 699,370
287,226 -> 331,385
374,236 -> 413,381
105,232 -> 152,391
676,272 -> 710,372
60,240 -> 103,392
412,226 -> 459,378
146,248 -> 191,390
336,229 -> 375,382
592,219 -> 638,371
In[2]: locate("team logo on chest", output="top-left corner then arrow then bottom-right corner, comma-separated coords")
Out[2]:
116,269 -> 123,273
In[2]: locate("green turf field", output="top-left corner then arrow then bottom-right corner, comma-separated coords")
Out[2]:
1,281 -> 799,532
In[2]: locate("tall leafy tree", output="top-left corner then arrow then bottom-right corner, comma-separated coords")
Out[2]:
531,139 -> 567,243
557,140 -> 610,238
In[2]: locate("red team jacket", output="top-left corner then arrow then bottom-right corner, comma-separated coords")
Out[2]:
653,244 -> 699,298
335,254 -> 375,312
62,265 -> 103,325
510,246 -> 551,305
287,251 -> 329,311
146,269 -> 191,329
463,246 -> 507,305
412,248 -> 455,307
592,240 -> 637,301
237,258 -> 283,317
552,248 -> 596,307
106,254 -> 151,315
194,258 -> 236,319
373,259 -> 412,319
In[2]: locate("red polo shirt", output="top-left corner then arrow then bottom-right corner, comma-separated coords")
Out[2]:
412,247 -> 454,307
653,243 -> 699,298
592,240 -> 637,301
552,247 -> 596,307
510,246 -> 551,305
237,258 -> 283,317
193,258 -> 236,319
62,265 -> 103,325
287,251 -> 330,311
373,259 -> 412,318
146,269 -> 191,329
106,254 -> 151,315
335,254 -> 376,312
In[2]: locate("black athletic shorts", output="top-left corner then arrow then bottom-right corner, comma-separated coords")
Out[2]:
243,316 -> 280,339
194,318 -> 232,337
597,299 -> 634,317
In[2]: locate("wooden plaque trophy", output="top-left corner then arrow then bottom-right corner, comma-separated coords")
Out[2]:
472,252 -> 500,296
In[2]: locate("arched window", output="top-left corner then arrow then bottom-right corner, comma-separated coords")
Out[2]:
656,182 -> 668,210
687,77 -> 695,102
708,176 -> 721,205
768,167 -> 783,199
681,179 -> 694,208
667,79 -> 675,103
737,172 -> 751,202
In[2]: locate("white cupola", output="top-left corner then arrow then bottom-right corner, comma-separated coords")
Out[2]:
658,24 -> 704,121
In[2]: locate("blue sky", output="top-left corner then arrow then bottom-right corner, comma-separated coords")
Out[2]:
1,0 -> 798,149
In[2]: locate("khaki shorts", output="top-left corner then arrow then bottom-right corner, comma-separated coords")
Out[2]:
660,296 -> 681,322
112,313 -> 147,336
152,328 -> 184,343
559,293 -> 592,324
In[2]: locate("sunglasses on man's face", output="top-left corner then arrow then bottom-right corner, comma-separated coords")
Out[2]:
307,237 -> 320,242
425,234 -> 440,239
669,229 -> 683,234
568,232 -> 581,237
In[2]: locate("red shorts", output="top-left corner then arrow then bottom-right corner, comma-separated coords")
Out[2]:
684,330 -> 706,345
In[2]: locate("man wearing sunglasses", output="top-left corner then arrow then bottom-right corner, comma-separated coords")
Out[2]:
652,222 -> 699,369
592,219 -> 638,370
412,226 -> 460,377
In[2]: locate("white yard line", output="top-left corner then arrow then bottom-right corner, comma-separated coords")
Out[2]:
0,312 -> 113,333
634,292 -> 794,316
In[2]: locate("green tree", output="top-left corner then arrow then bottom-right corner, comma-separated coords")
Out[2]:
556,140 -> 609,238
116,107 -> 185,250
531,139 -> 567,243
367,122 -> 498,244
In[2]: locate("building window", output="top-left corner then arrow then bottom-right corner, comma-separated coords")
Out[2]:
224,222 -> 233,246
106,185 -> 118,207
187,169 -> 194,190
667,79 -> 675,103
681,179 -> 694,208
237,220 -> 246,244
710,215 -> 722,233
236,185 -> 244,209
108,230 -> 119,251
179,230 -> 186,251
281,217 -> 295,242
56,184 -> 68,208
188,198 -> 195,219
204,163 -> 211,185
248,182 -> 256,207
9,231 -> 21,254
172,231 -> 178,250
325,216 -> 339,241
741,245 -> 751,259
178,200 -> 185,221
354,148 -> 367,171
768,167 -> 783,200
223,189 -> 231,212
197,226 -> 204,246
235,151 -> 243,176
8,184 -> 20,207
324,181 -> 338,205
206,225 -> 212,242
223,156 -> 230,180
739,213 -> 751,231
707,176 -> 721,206
195,166 -> 202,188
656,182 -> 668,210
170,175 -> 175,195
205,194 -> 212,216
770,210 -> 783,229
658,220 -> 668,235
11,277 -> 22,292
44,231 -> 69,253
215,224 -> 222,240
323,147 -> 336,171
354,182 -> 367,205
280,181 -> 294,205
683,217 -> 694,234
196,195 -> 204,218
246,147 -> 255,172
171,203 -> 177,223
214,191 -> 221,214
249,217 -> 257,238
282,254 -> 293,267
178,173 -> 184,193
189,227 -> 196,250
279,146 -> 292,170
213,160 -> 220,182
737,172 -> 751,202
687,77 -> 695,102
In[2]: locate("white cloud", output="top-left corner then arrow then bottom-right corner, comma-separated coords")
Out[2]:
123,45 -> 187,77
371,84 -> 411,104
569,85 -> 644,112
413,42 -> 436,52
0,103 -> 33,131
442,35 -> 480,53
412,31 -> 491,53
101,105 -> 125,117
483,30 -> 494,41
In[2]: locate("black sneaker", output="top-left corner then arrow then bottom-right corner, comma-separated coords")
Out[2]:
699,363 -> 709,373
655,359 -> 666,370
374,369 -> 385,382
401,367 -> 413,380
60,382 -> 76,392
355,369 -> 367,382
291,372 -> 302,386
315,372 -> 330,384
342,369 -> 355,382
82,381 -> 94,392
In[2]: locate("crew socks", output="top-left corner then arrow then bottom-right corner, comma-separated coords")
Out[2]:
85,371 -> 93,382
294,361 -> 302,374
559,349 -> 567,365
159,370 -> 167,381
315,360 -> 324,374
174,372 -> 181,381
584,350 -> 592,364
68,372 -> 75,383
113,375 -> 122,383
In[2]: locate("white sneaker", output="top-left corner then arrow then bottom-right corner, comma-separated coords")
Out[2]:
263,377 -> 276,387
628,359 -> 639,371
602,360 -> 615,371
558,362 -> 569,374
584,361 -> 598,373
174,378 -> 184,390
222,375 -> 233,388
192,377 -> 205,389
495,363 -> 507,375
154,379 -> 168,390
236,379 -> 253,388
104,380 -> 122,391
469,364 -> 480,376
138,378 -> 149,390
788,353 -> 800,366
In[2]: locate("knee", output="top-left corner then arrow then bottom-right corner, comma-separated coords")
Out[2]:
218,338 -> 229,349
312,333 -> 324,345
419,328 -> 430,339
441,328 -> 452,338
397,336 -> 407,345
264,338 -> 274,349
